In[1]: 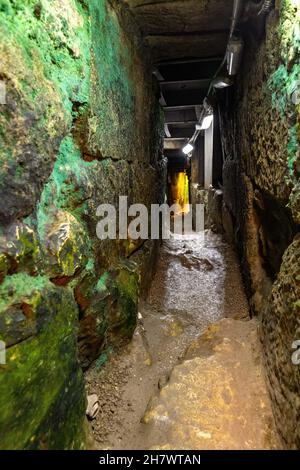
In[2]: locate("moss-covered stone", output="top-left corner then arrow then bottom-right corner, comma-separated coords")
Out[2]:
0,254 -> 8,282
0,0 -> 91,225
36,137 -> 95,235
88,0 -> 155,162
75,261 -> 109,369
0,222 -> 40,280
0,274 -> 86,449
105,260 -> 140,341
77,260 -> 139,369
41,211 -> 89,279
0,0 -> 164,449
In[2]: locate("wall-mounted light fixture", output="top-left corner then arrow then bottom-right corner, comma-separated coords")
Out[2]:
182,143 -> 194,155
212,76 -> 233,89
181,98 -> 214,155
179,1 -> 246,157
226,36 -> 244,76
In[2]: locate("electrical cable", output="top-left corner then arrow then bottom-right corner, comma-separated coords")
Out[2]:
183,0 -> 273,153
186,0 -> 243,151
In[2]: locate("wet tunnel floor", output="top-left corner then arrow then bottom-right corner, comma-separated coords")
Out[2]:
86,231 -> 280,450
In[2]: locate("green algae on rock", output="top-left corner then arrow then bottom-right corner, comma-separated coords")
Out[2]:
78,261 -> 140,369
0,0 -> 164,450
0,0 -> 91,225
0,274 -> 86,449
42,211 -> 89,279
0,223 -> 41,279
105,260 -> 140,342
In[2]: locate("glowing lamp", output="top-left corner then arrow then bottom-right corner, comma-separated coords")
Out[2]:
182,143 -> 194,155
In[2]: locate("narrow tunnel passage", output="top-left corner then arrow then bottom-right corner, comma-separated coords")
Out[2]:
0,0 -> 299,455
86,231 -> 278,450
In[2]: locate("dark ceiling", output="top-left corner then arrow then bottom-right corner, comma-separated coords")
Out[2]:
123,0 -> 235,162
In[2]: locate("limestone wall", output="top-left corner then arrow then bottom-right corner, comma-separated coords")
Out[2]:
0,0 -> 164,449
218,0 -> 300,447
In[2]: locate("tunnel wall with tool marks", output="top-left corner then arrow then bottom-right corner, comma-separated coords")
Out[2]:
217,0 -> 300,448
0,0 -> 165,449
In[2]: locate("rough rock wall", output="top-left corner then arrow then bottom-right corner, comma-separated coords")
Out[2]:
218,0 -> 300,447
0,0 -> 164,449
